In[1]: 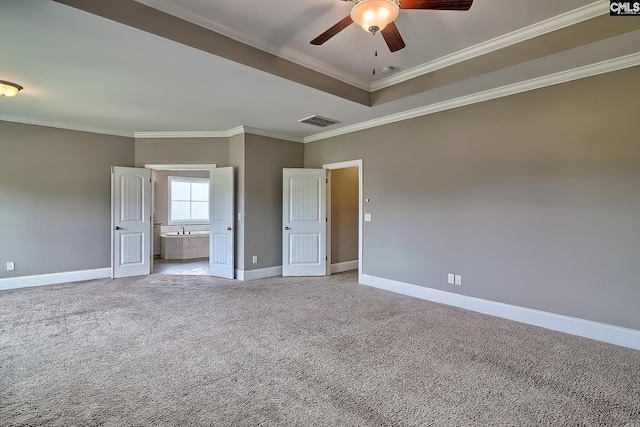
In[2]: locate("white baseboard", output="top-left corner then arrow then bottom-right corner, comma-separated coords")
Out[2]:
361,274 -> 640,350
331,260 -> 358,274
236,266 -> 282,281
0,268 -> 111,291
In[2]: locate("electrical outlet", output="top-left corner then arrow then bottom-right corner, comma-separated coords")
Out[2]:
7,261 -> 15,271
447,274 -> 455,284
454,275 -> 462,286
252,256 -> 258,264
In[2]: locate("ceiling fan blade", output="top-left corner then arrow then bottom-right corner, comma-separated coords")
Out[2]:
381,22 -> 406,52
399,0 -> 473,10
310,16 -> 353,45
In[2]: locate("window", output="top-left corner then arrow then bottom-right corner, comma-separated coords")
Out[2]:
168,177 -> 209,224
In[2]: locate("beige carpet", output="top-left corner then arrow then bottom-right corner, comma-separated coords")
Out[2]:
1,271 -> 639,426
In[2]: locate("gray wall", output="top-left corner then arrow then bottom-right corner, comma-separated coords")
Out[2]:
152,170 -> 210,225
305,68 -> 640,330
243,134 -> 304,271
135,137 -> 229,167
0,121 -> 134,278
331,167 -> 359,264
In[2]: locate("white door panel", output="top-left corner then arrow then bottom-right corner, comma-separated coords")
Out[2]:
283,168 -> 326,276
112,167 -> 151,278
210,167 -> 234,279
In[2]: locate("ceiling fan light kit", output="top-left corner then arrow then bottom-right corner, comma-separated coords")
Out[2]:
0,80 -> 23,97
310,0 -> 473,53
351,0 -> 400,34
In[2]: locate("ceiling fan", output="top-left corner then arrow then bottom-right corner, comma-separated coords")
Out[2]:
311,0 -> 473,52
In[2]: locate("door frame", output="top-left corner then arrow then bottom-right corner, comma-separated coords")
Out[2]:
323,160 -> 363,283
144,164 -> 216,273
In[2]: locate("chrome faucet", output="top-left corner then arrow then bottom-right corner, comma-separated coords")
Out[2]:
181,226 -> 185,235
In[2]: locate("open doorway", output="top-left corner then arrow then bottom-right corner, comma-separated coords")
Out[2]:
324,160 -> 363,282
147,164 -> 214,276
111,163 -> 234,279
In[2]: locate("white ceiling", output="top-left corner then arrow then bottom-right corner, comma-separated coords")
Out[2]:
137,0 -> 593,88
0,0 -> 638,141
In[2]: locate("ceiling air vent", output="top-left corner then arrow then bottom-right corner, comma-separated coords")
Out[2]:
298,115 -> 340,128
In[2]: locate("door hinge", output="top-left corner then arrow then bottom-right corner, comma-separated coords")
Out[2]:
326,217 -> 327,222
326,179 -> 328,183
326,256 -> 328,261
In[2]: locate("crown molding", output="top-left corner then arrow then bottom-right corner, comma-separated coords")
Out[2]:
134,130 -> 231,139
0,114 -> 134,138
371,1 -> 608,91
226,126 -> 246,137
305,52 -> 640,143
134,0 -> 370,91
133,126 -> 303,143
145,164 -> 216,170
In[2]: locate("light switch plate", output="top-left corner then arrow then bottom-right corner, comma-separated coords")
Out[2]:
364,213 -> 372,222
454,275 -> 462,286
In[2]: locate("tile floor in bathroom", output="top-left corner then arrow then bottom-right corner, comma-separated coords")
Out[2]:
153,258 -> 210,275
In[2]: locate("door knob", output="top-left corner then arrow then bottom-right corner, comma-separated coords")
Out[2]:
114,226 -> 121,230
284,226 -> 290,230
226,227 -> 232,231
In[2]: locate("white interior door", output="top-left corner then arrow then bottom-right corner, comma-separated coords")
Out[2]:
209,167 -> 235,279
282,168 -> 326,276
112,166 -> 151,278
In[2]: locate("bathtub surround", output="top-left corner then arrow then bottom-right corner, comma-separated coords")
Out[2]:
160,225 -> 209,235
165,231 -> 209,236
161,231 -> 210,260
159,225 -> 210,260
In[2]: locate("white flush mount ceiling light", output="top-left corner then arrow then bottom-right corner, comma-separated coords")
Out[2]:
0,80 -> 23,97
351,0 -> 400,35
